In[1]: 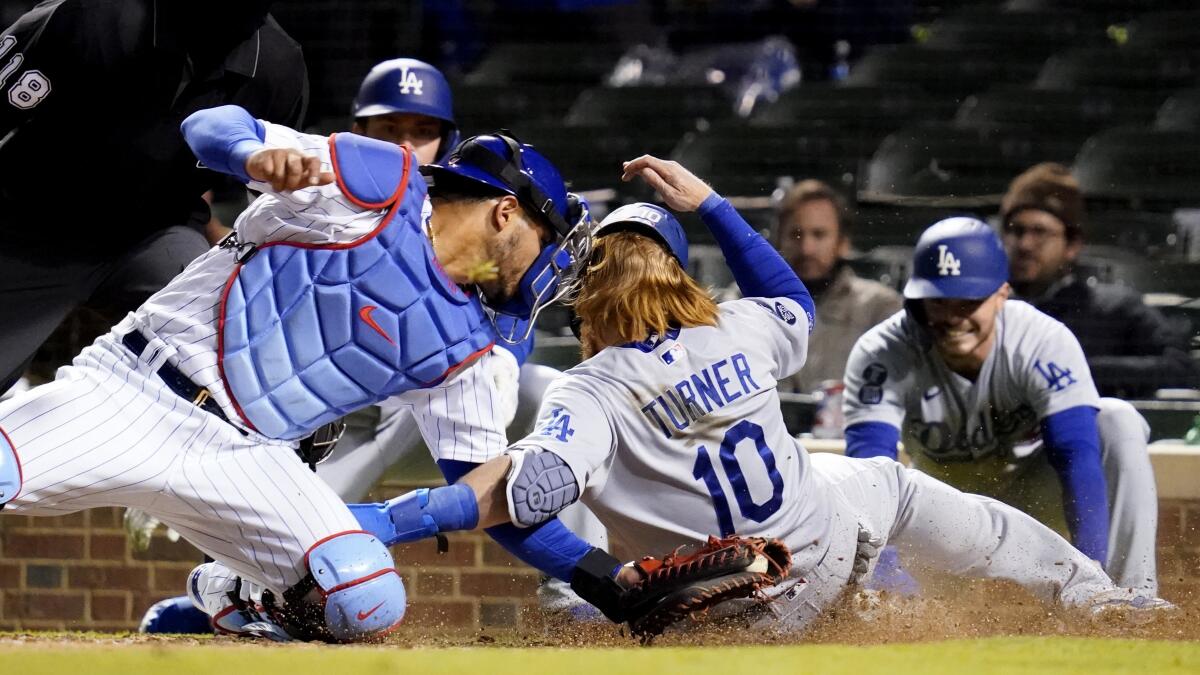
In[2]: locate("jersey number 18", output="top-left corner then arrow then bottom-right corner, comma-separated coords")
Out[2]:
692,420 -> 784,536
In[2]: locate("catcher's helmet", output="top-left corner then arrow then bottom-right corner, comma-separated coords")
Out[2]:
903,217 -> 1008,300
596,203 -> 688,269
423,132 -> 593,343
352,58 -> 459,161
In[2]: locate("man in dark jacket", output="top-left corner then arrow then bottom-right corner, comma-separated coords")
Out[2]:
0,0 -> 306,394
1001,163 -> 1196,398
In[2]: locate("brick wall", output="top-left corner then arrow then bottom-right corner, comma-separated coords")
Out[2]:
0,487 -> 1196,632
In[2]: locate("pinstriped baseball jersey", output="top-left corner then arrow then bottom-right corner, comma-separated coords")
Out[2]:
0,120 -> 510,595
843,300 -> 1100,494
513,298 -> 836,574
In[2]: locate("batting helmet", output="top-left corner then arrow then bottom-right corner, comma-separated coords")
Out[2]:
597,203 -> 689,269
352,58 -> 460,161
903,217 -> 1008,300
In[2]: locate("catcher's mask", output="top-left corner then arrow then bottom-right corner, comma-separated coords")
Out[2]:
422,132 -> 593,344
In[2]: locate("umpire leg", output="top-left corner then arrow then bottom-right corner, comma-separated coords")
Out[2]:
1095,397 -> 1158,595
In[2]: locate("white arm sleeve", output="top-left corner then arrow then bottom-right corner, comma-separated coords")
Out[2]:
509,378 -> 616,496
842,332 -> 909,430
721,297 -> 812,379
1021,320 -> 1102,419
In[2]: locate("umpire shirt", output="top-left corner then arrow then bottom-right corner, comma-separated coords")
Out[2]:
0,0 -> 307,260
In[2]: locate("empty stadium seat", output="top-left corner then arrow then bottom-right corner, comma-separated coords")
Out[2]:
863,124 -> 1082,202
1006,0 -> 1197,21
453,84 -> 579,135
851,204 -> 970,250
1123,11 -> 1200,49
466,43 -> 623,86
564,85 -> 732,136
846,45 -> 1045,97
1085,208 -> 1179,254
955,86 -> 1163,135
751,84 -> 958,133
1072,127 -> 1200,203
1156,89 -> 1200,131
509,122 -> 653,194
921,7 -> 1108,51
670,123 -> 876,199
1036,48 -> 1200,91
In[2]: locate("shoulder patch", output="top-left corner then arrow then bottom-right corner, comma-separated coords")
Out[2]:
330,132 -> 409,209
774,301 -> 797,325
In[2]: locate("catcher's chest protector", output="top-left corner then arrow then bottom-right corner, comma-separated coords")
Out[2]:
218,133 -> 493,440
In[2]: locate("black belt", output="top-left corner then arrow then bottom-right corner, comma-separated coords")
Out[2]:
121,331 -> 231,424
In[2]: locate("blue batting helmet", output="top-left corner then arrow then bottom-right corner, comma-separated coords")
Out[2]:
903,217 -> 1008,300
597,203 -> 689,269
352,58 -> 459,161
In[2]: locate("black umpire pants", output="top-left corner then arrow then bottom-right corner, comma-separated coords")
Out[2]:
0,225 -> 210,394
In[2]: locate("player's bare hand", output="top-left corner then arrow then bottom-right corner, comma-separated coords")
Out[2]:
620,155 -> 713,212
246,148 -> 334,192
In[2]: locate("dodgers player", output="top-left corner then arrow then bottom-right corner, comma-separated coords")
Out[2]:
0,104 -> 592,642
843,218 -> 1159,595
350,157 -> 1168,631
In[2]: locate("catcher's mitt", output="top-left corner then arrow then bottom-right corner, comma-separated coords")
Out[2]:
621,535 -> 792,639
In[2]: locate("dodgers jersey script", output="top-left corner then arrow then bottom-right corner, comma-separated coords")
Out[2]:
515,297 -> 835,573
843,300 -> 1101,493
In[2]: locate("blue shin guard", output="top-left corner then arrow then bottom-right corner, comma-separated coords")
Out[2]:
350,483 -> 479,547
306,531 -> 406,642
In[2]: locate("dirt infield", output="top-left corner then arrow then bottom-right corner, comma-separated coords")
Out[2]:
0,578 -> 1195,650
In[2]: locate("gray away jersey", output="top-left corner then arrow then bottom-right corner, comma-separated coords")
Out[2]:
513,298 -> 836,572
842,301 -> 1100,493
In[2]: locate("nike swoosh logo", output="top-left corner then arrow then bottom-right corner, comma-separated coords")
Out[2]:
357,601 -> 386,622
923,388 -> 940,400
359,305 -> 396,345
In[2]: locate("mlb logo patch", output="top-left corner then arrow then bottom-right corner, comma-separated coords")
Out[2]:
661,343 -> 686,366
774,302 -> 797,325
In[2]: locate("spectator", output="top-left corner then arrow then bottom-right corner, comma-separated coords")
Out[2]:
0,0 -> 306,395
1001,163 -> 1197,398
727,179 -> 901,393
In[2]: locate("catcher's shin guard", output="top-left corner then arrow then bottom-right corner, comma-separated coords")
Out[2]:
300,531 -> 406,642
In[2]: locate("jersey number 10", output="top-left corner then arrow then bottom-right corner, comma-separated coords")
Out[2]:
692,420 -> 784,536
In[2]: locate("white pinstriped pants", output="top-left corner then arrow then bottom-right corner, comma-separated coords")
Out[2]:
0,331 -> 360,594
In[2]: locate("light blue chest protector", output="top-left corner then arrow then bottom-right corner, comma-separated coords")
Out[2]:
219,133 -> 494,440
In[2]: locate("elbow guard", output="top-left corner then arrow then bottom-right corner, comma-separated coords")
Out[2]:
506,448 -> 580,527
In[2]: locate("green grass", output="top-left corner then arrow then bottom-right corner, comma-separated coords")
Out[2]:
7,637 -> 1200,675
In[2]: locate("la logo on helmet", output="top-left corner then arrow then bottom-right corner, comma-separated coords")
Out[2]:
936,244 -> 962,277
397,66 -> 424,95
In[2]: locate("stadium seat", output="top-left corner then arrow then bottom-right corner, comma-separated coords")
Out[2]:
845,45 -> 1046,98
851,204 -> 971,250
453,84 -> 579,135
508,122 -> 659,194
1072,127 -> 1200,203
1035,48 -> 1200,91
1085,208 -> 1179,255
862,124 -> 1082,202
921,7 -> 1108,51
670,123 -> 876,199
1006,0 -> 1198,22
955,86 -> 1163,135
1156,89 -> 1200,131
466,43 -> 623,86
751,84 -> 958,134
1123,11 -> 1200,49
564,85 -> 732,137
